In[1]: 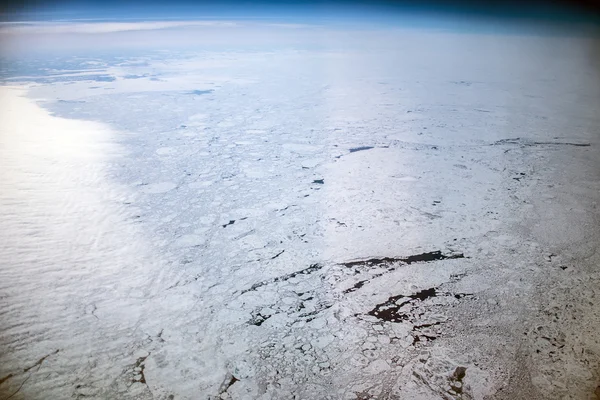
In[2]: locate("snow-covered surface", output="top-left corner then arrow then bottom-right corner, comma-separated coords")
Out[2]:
1,23 -> 600,400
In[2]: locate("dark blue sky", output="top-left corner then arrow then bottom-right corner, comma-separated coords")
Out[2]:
2,0 -> 598,28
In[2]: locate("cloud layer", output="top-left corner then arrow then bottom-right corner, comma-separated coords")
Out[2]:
0,20 -> 240,35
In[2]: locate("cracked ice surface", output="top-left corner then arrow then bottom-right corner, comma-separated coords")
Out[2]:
2,23 -> 600,400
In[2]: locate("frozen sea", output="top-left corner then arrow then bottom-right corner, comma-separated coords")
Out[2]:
1,20 -> 600,400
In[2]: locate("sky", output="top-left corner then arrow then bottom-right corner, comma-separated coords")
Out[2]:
1,0 -> 599,61
2,0 -> 599,26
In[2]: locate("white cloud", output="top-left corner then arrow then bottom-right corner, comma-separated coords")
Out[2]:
0,20 -> 239,35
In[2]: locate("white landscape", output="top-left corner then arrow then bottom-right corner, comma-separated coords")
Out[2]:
1,18 -> 600,400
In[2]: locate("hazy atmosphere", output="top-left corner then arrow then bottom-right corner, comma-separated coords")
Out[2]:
1,2 -> 600,399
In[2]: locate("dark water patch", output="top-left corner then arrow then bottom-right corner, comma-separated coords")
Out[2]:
299,303 -> 332,321
513,172 -> 526,181
492,138 -> 590,147
412,333 -> 439,345
344,279 -> 368,294
247,293 -> 331,326
405,250 -> 461,264
270,250 -> 285,260
534,141 -> 590,147
368,293 -> 412,322
241,263 -> 323,294
410,287 -> 438,301
0,373 -> 13,386
349,146 -> 374,153
368,288 -> 472,324
222,220 -> 235,228
453,367 -> 466,381
413,321 -> 442,330
449,366 -> 467,395
249,313 -> 270,326
132,355 -> 148,384
23,349 -> 60,373
342,251 -> 464,269
368,288 -> 438,322
342,256 -> 404,269
218,373 -> 239,395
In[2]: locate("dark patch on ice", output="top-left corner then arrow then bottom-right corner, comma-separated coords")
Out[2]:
5,351 -> 60,398
218,373 -> 239,395
454,366 -> 466,380
413,321 -> 443,330
23,349 -> 59,373
0,373 -> 13,386
222,220 -> 235,228
448,366 -> 467,395
412,321 -> 444,342
377,289 -> 435,320
342,251 -> 464,268
492,138 -> 591,147
188,89 -> 214,95
368,288 -> 438,323
344,279 -> 368,294
298,303 -> 332,320
312,179 -> 324,184
513,172 -> 526,181
404,251 -> 460,264
246,289 -> 330,326
276,205 -> 296,212
132,355 -> 149,384
241,263 -> 323,294
342,256 -> 400,269
412,333 -> 438,345
270,250 -> 285,259
342,251 -> 464,294
368,286 -> 472,324
349,146 -> 374,153
250,313 -> 270,326
355,391 -> 377,400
